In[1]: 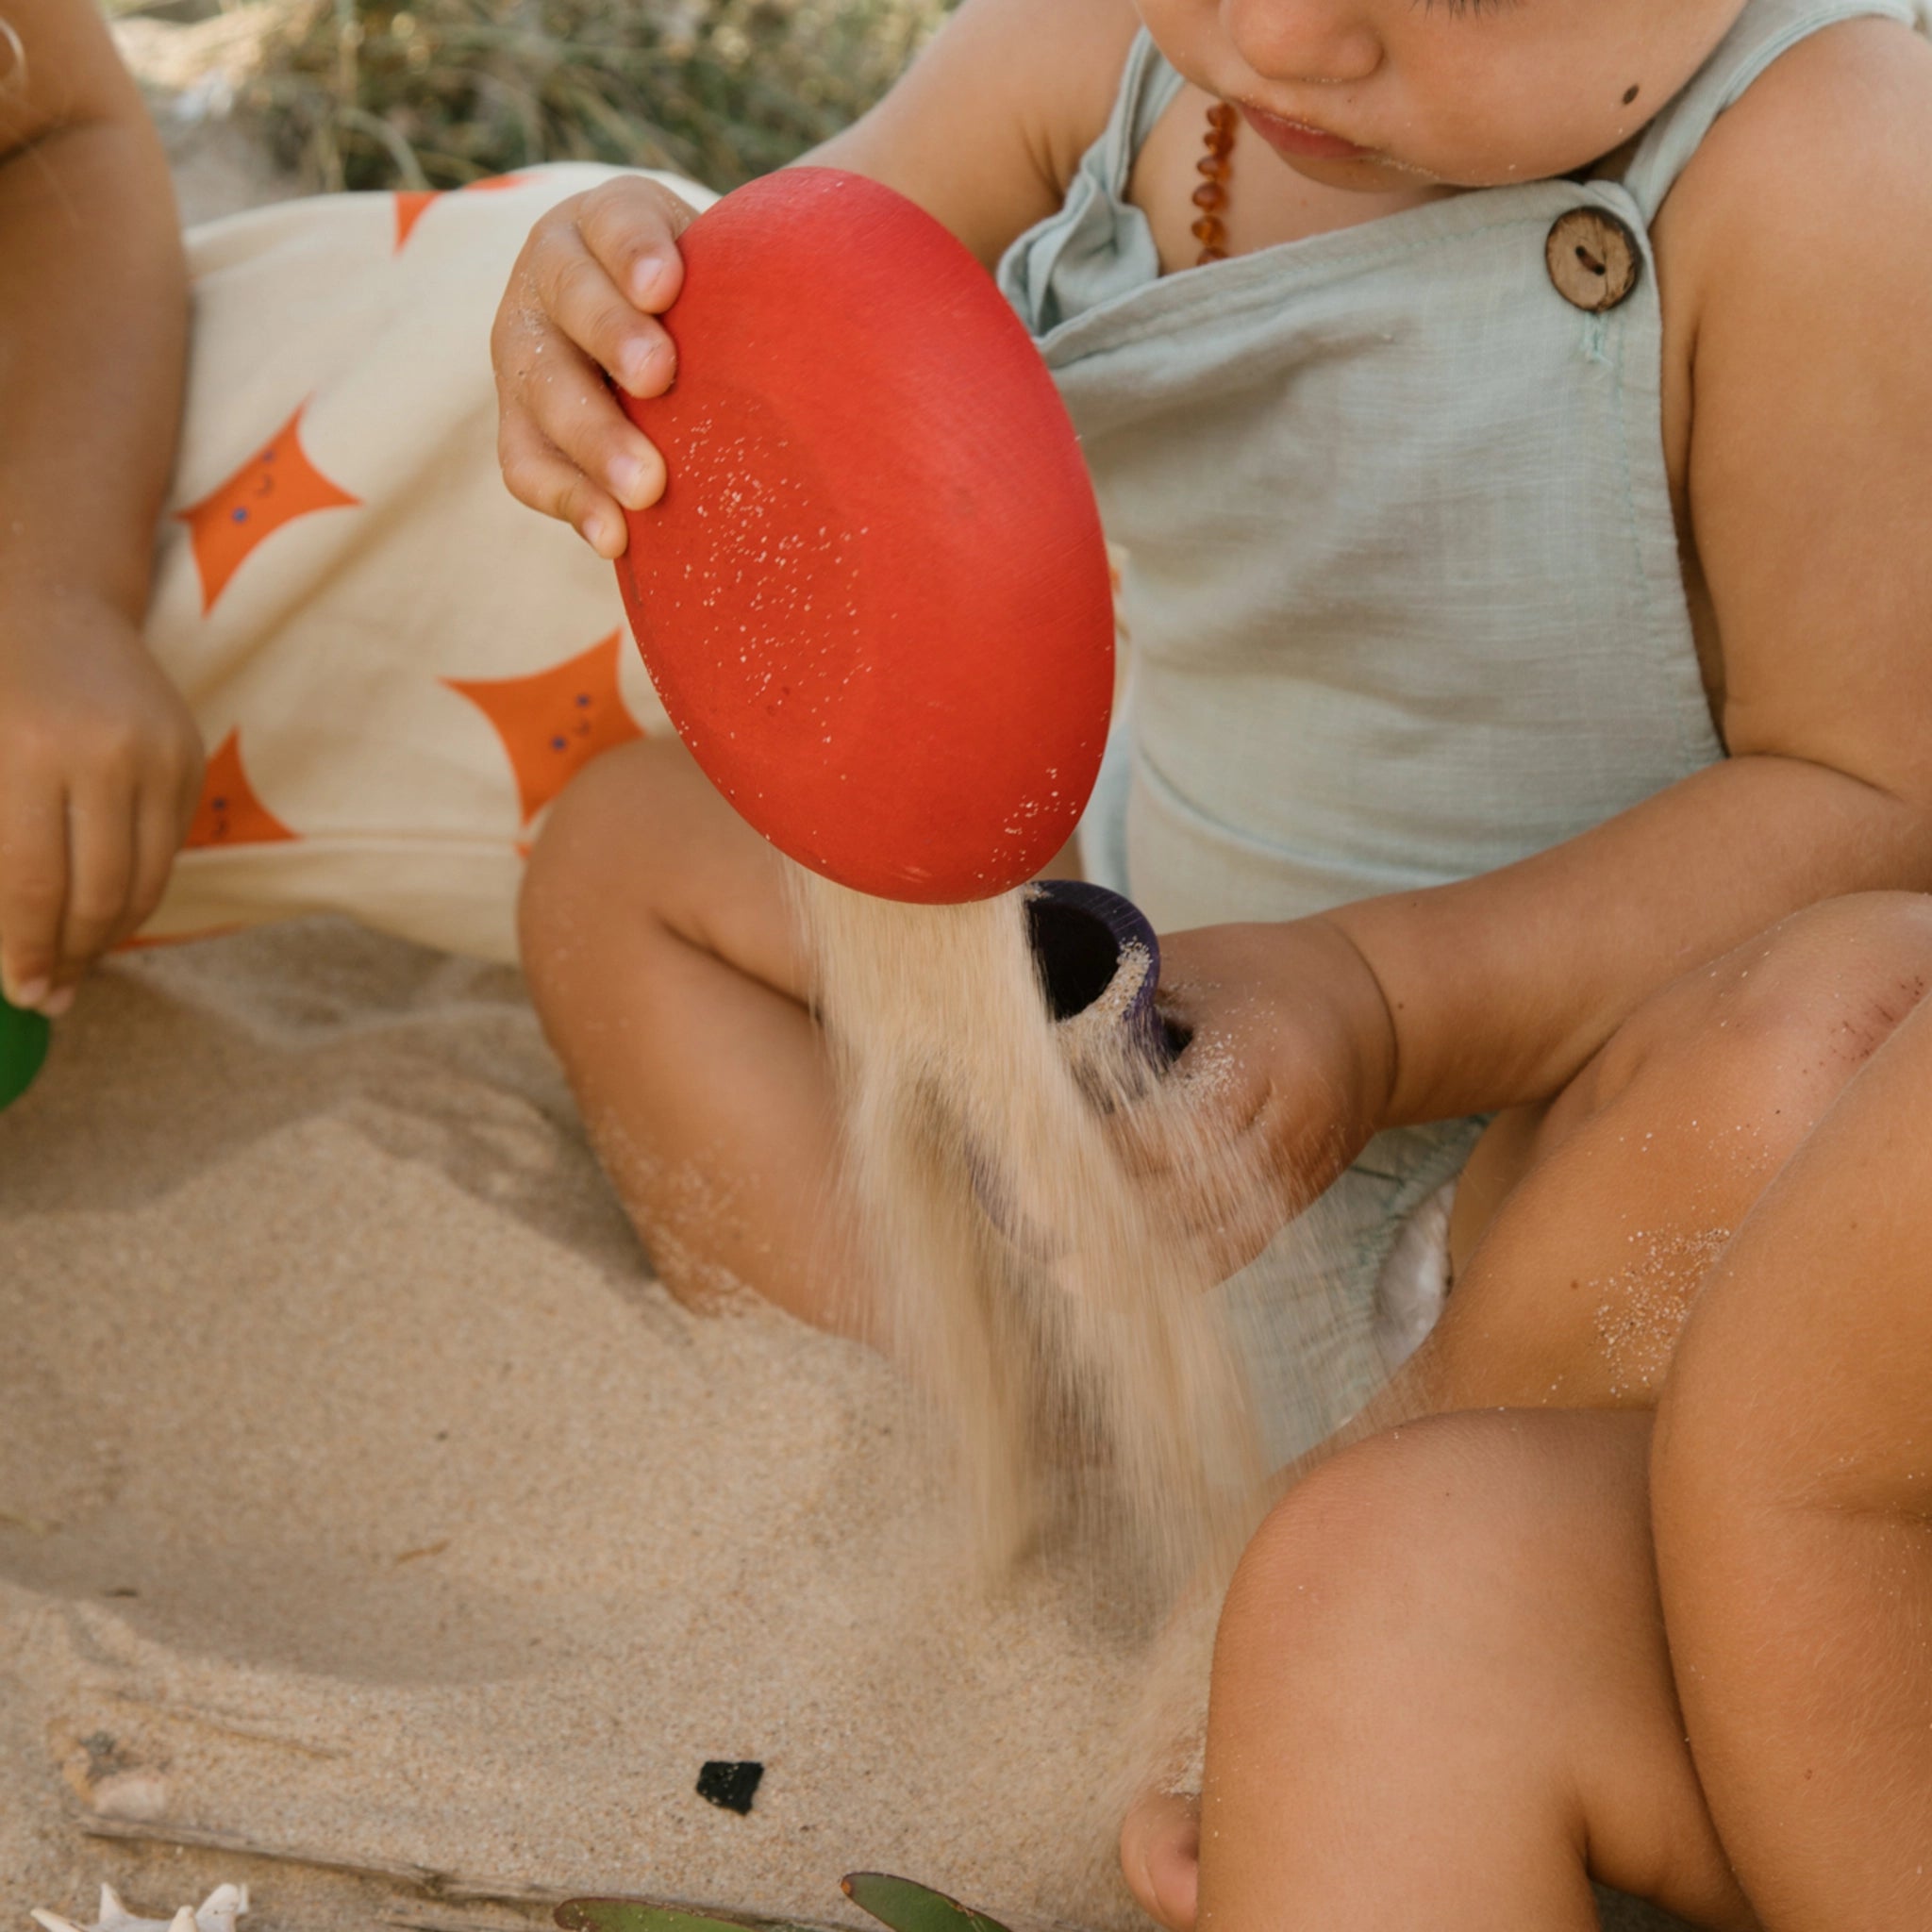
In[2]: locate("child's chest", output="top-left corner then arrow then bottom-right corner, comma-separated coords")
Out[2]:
1123,83 -> 1724,729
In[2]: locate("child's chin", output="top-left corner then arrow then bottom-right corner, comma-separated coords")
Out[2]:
1277,148 -> 1447,194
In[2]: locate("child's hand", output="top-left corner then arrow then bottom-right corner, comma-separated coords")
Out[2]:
1115,918 -> 1398,1281
491,178 -> 702,559
0,599 -> 204,1014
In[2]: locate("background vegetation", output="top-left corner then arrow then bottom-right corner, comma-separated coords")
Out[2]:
125,0 -> 956,195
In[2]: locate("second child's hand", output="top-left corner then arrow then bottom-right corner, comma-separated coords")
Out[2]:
1109,917 -> 1399,1283
0,597 -> 203,1013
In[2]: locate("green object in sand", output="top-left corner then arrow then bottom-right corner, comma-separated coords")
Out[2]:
841,1874 -> 1012,1932
556,1875 -> 1014,1932
555,1903 -> 831,1932
0,991 -> 47,1109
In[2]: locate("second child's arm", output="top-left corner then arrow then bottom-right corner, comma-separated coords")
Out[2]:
0,0 -> 200,1012
491,0 -> 1136,557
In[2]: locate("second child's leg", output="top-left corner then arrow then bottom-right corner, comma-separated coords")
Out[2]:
1653,991 -> 1932,1926
1125,1411 -> 1754,1932
520,736 -> 865,1332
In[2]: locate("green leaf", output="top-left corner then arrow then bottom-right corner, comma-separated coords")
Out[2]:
840,1874 -> 1013,1932
0,993 -> 47,1112
557,1905 -> 824,1932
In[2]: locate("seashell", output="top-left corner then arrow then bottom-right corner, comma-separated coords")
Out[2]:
29,1882 -> 248,1932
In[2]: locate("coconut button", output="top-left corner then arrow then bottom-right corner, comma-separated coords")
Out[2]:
1545,208 -> 1642,312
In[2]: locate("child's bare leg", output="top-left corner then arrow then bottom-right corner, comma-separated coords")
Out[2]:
1384,891 -> 1932,1419
1652,991 -> 1932,1926
520,736 -> 864,1332
1124,1412 -> 1752,1932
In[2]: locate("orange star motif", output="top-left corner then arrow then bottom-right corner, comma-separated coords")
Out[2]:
184,730 -> 299,849
392,190 -> 439,251
444,630 -> 645,826
392,174 -> 529,250
176,407 -> 360,614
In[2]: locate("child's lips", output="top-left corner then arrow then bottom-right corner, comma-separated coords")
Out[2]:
1239,104 -> 1372,162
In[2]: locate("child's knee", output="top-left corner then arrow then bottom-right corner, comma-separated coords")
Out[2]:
1214,1416 -> 1744,1918
1580,891 -> 1932,1131
518,737 -> 711,977
1216,1413 -> 1613,1695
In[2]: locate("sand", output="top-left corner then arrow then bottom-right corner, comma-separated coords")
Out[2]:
0,916 -> 1693,1932
0,919 -> 1149,1929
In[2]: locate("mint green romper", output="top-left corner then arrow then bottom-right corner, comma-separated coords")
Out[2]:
998,0 -> 1929,1463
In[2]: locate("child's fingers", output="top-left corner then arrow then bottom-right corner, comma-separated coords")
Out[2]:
0,773 -> 67,1009
1108,1054 -> 1264,1178
1119,1790 -> 1201,1932
56,774 -> 136,985
494,267 -> 665,516
172,728 -> 206,842
497,412 -> 630,558
511,329 -> 667,516
574,176 -> 693,314
536,234 -> 678,403
117,783 -> 185,950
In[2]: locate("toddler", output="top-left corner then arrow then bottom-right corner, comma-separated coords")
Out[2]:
493,0 -> 1932,1917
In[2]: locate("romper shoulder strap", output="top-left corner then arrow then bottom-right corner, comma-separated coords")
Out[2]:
1108,30 -> 1191,180
1623,0 -> 1927,219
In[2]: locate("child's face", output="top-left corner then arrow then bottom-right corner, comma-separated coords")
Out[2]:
1138,0 -> 1750,191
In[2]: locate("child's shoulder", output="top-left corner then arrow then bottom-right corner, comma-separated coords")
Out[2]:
1649,14 -> 1932,761
912,0 -> 1142,195
814,0 -> 1140,265
1658,15 -> 1932,314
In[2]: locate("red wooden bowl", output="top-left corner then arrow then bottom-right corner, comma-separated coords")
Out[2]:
612,168 -> 1114,903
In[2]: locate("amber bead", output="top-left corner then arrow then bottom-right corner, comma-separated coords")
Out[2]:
1195,100 -> 1239,267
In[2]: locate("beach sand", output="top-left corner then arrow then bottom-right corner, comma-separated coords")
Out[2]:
0,919 -> 1689,1931
0,920 -> 1149,1929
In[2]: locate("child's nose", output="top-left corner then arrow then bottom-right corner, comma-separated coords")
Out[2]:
1223,0 -> 1382,88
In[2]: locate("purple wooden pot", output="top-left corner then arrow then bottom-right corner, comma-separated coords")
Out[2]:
1023,878 -> 1179,1070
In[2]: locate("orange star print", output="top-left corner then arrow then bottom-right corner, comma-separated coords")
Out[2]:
393,174 -> 529,251
444,630 -> 645,826
176,407 -> 360,614
184,730 -> 298,849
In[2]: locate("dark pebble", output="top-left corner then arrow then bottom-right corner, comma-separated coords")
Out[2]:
697,1759 -> 764,1815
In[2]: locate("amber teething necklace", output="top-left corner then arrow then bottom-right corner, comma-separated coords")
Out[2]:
1192,101 -> 1240,265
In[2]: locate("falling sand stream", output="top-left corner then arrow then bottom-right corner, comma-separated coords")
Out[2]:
798,874 -> 1287,1626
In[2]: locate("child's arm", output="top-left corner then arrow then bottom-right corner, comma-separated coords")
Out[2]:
1147,23 -> 1932,1241
0,0 -> 201,1013
491,0 -> 1135,557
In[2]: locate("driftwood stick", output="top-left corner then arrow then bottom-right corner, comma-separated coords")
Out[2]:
377,1907 -> 848,1932
78,1815 -> 858,1931
74,1813 -> 572,1903
378,1914 -> 549,1932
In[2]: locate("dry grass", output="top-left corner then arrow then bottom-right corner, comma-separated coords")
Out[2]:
234,0 -> 954,192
